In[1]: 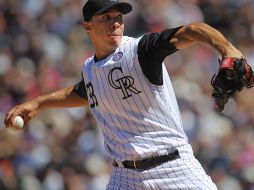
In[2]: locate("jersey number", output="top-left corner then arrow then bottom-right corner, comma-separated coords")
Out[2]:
86,82 -> 98,108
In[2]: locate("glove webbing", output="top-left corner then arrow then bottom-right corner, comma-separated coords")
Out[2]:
211,73 -> 236,112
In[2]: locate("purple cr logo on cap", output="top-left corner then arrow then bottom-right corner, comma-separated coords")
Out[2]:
113,51 -> 123,61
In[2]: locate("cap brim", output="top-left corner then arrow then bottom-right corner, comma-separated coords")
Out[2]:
95,2 -> 132,15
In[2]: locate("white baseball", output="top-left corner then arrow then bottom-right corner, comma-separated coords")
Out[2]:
13,116 -> 24,129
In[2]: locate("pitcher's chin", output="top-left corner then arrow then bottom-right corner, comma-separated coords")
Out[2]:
108,36 -> 122,46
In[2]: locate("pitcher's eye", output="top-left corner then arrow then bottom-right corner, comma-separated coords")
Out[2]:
101,15 -> 110,21
116,14 -> 122,19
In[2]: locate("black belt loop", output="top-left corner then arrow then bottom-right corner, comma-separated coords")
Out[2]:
112,149 -> 180,170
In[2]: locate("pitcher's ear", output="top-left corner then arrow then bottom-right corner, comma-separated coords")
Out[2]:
83,21 -> 91,31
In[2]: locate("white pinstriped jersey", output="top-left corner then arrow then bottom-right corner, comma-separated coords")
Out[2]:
81,35 -> 188,161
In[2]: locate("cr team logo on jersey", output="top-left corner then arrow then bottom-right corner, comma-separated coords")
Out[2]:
108,66 -> 141,99
85,51 -> 142,108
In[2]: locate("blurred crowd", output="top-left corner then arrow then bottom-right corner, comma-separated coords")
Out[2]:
0,0 -> 254,189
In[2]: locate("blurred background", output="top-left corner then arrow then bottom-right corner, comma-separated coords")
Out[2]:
0,0 -> 254,189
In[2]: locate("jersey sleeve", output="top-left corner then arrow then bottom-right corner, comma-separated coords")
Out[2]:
137,27 -> 182,85
73,73 -> 88,99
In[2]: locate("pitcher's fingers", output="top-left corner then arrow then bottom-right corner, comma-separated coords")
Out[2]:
4,111 -> 14,128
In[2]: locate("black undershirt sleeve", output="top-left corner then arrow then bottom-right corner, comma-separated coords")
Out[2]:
73,73 -> 88,99
137,27 -> 182,85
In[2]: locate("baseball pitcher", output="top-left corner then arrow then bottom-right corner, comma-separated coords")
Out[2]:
5,0 -> 254,189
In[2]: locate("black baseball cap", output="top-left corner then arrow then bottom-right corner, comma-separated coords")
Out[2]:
83,0 -> 132,21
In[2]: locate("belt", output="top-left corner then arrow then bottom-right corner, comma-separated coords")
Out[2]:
112,150 -> 180,170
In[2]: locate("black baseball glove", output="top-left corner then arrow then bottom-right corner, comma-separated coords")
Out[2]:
211,57 -> 254,112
